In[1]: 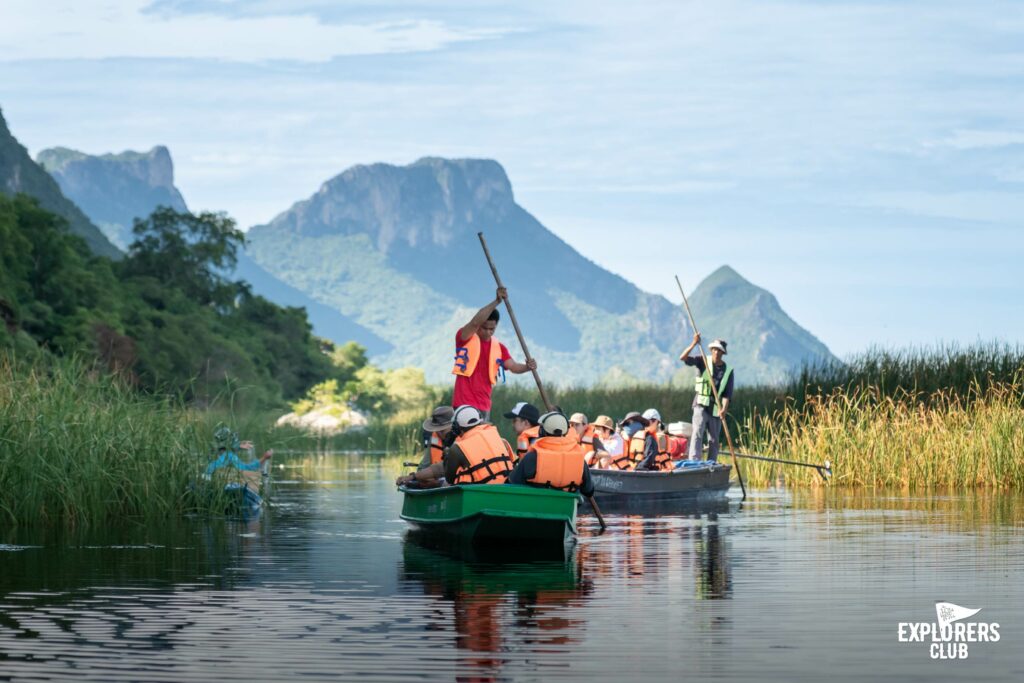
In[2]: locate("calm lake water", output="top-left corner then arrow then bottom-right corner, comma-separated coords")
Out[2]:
1,454 -> 1021,682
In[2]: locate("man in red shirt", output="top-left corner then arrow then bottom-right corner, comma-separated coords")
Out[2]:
452,287 -> 537,422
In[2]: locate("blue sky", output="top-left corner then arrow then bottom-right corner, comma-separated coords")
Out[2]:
2,0 -> 1023,356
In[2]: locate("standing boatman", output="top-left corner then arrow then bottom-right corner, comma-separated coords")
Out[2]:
452,288 -> 537,423
679,333 -> 734,462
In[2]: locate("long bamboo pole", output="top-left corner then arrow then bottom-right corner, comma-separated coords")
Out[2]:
478,232 -> 607,530
675,275 -> 747,500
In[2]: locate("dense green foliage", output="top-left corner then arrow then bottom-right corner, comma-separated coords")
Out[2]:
0,358 -> 209,525
0,195 -> 335,406
0,110 -> 119,258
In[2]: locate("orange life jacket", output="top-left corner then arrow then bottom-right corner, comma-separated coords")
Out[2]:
428,432 -> 445,465
526,435 -> 586,492
609,428 -> 641,470
630,425 -> 670,470
451,424 -> 514,485
574,424 -> 597,465
516,425 -> 540,461
452,333 -> 504,386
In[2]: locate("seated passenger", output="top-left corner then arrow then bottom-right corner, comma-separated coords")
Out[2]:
591,415 -> 622,468
397,406 -> 514,488
206,426 -> 272,489
609,411 -> 648,470
417,405 -> 456,470
633,408 -> 671,471
508,411 -> 595,497
504,401 -> 541,462
568,412 -> 606,466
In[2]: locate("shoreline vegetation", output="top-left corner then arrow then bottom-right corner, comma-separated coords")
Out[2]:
304,342 -> 1024,490
2,341 -> 1022,527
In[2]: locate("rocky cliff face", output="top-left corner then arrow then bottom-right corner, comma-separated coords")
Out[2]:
0,110 -> 119,259
37,143 -> 388,353
37,145 -> 188,249
247,157 -> 836,385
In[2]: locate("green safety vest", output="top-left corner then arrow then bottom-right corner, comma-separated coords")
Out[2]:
694,361 -> 732,417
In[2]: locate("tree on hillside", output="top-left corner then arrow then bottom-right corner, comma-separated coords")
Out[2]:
122,207 -> 245,308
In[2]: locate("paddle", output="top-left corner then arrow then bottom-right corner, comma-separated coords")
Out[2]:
478,232 -> 608,531
675,275 -> 747,501
723,450 -> 832,482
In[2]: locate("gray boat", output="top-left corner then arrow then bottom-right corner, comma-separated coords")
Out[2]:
586,462 -> 732,511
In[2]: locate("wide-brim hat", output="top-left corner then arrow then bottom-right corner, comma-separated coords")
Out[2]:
422,406 -> 455,432
708,339 -> 728,355
642,408 -> 662,423
621,411 -> 649,427
593,415 -> 615,431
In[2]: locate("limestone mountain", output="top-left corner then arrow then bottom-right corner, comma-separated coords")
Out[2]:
37,143 -> 389,354
245,157 -> 836,385
0,109 -> 119,259
37,145 -> 188,250
688,266 -> 835,385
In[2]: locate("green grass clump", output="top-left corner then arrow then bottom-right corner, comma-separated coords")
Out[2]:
0,357 -> 221,526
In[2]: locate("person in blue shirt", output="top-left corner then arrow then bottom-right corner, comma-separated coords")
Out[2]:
205,427 -> 273,477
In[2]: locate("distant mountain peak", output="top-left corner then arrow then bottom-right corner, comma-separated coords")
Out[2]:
260,156 -> 517,254
37,144 -> 187,249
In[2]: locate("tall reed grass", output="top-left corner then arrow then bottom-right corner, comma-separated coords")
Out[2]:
0,357 -> 254,526
739,379 -> 1024,489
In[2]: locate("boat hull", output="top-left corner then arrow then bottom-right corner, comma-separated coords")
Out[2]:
587,463 -> 731,510
400,484 -> 578,545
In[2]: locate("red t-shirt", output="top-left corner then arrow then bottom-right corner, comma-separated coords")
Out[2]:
452,330 -> 511,412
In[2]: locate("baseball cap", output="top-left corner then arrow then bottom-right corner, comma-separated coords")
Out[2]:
453,405 -> 482,430
538,411 -> 570,437
568,412 -> 588,426
503,401 -> 540,424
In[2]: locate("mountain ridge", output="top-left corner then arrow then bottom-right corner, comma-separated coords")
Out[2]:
0,109 -> 120,259
36,145 -> 836,386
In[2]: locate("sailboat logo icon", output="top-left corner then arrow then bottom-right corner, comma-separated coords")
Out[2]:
935,602 -> 982,628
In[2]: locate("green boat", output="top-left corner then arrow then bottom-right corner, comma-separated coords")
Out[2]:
399,484 -> 578,545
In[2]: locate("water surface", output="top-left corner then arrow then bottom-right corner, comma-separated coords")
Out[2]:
1,455 -> 1020,682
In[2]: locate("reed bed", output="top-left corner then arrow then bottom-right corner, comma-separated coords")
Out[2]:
0,358 -> 243,526
738,380 -> 1024,489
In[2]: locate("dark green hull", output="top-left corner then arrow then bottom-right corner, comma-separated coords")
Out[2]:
400,484 -> 578,545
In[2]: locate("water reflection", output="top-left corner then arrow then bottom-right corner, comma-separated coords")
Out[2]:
402,537 -> 593,682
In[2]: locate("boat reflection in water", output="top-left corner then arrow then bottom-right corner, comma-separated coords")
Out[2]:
401,535 -> 593,682
400,500 -> 733,681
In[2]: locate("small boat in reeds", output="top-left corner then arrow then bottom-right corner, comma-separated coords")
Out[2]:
586,462 -> 732,511
399,484 -> 578,545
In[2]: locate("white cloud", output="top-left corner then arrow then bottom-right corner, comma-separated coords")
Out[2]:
0,0 -> 501,62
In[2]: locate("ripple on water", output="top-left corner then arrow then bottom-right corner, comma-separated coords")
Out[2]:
0,461 -> 1021,682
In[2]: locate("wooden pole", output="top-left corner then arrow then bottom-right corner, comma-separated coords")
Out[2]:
478,232 -> 607,530
675,275 -> 747,500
